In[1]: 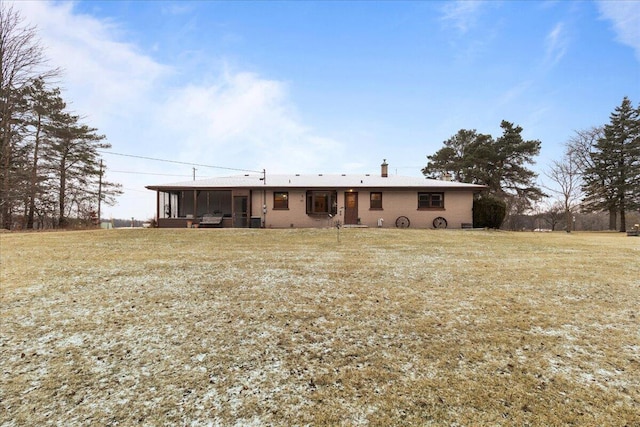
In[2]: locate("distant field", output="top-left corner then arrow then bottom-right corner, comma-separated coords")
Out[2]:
1,229 -> 638,426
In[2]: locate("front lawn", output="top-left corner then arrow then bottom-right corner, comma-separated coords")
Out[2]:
1,229 -> 638,425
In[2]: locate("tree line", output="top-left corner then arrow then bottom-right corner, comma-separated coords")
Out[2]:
3,4 -> 637,232
423,98 -> 640,232
0,4 -> 120,230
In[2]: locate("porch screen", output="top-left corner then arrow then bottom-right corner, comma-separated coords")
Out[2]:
197,191 -> 232,217
159,191 -> 179,218
159,190 -> 196,218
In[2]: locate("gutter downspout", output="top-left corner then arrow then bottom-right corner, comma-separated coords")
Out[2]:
262,169 -> 266,228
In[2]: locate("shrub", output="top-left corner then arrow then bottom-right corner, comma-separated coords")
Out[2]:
473,195 -> 506,228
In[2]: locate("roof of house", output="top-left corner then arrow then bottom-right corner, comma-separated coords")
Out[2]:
146,174 -> 487,191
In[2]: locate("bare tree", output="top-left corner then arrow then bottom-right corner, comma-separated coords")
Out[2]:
567,127 -> 604,171
0,3 -> 58,228
566,126 -> 621,230
544,148 -> 582,232
543,201 -> 564,231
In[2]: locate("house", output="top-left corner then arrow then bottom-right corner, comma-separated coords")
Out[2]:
145,161 -> 486,229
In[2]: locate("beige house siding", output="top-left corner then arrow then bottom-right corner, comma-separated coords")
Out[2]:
147,173 -> 486,229
254,189 -> 475,229
254,189 -> 334,228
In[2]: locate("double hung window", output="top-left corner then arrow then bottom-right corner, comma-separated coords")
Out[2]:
418,192 -> 444,209
370,192 -> 383,209
274,192 -> 289,210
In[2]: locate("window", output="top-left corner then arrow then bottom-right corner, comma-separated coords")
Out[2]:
418,192 -> 444,209
273,192 -> 289,210
370,192 -> 383,209
306,191 -> 337,215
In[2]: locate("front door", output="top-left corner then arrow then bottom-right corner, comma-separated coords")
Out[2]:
344,192 -> 358,225
233,196 -> 248,227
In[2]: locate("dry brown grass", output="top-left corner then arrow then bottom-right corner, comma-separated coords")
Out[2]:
1,228 -> 639,426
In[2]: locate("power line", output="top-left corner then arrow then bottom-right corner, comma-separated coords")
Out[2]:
121,187 -> 150,193
98,150 -> 263,174
110,170 -> 193,178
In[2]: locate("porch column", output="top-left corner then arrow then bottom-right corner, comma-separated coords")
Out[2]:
193,190 -> 198,219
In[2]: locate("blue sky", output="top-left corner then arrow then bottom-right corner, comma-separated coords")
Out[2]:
13,1 -> 640,220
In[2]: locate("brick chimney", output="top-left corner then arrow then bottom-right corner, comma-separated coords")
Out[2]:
381,159 -> 388,177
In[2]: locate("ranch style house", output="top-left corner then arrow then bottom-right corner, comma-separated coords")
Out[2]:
146,161 -> 487,229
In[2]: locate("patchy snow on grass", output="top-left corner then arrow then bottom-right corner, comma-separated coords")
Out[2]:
1,229 -> 639,425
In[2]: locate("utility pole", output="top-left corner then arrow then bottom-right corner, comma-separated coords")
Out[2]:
193,167 -> 197,181
97,159 -> 103,225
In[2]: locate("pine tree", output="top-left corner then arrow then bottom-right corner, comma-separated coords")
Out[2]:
565,127 -> 616,229
42,111 -> 110,228
23,78 -> 66,228
2,5 -> 121,229
583,97 -> 640,232
493,121 -> 545,208
0,4 -> 58,229
422,129 -> 499,187
423,121 -> 544,222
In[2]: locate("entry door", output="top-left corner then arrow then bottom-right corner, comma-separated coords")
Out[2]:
233,196 -> 248,227
344,192 -> 358,225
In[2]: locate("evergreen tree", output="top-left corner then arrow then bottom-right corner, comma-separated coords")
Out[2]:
0,3 -> 58,229
422,129 -> 494,185
94,162 -> 123,223
1,5 -> 120,229
423,120 -> 544,221
42,111 -> 110,228
565,127 -> 617,229
23,78 -> 66,228
583,97 -> 640,232
493,121 -> 545,207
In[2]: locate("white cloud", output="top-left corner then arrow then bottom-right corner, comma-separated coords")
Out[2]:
10,1 -> 345,219
439,1 -> 484,34
545,22 -> 568,67
597,0 -> 640,61
498,80 -> 535,106
438,1 -> 498,64
159,70 -> 343,174
14,1 -> 169,128
161,3 -> 196,16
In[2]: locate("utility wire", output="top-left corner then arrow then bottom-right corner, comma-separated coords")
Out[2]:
110,170 -> 193,178
98,150 -> 263,174
121,187 -> 150,193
